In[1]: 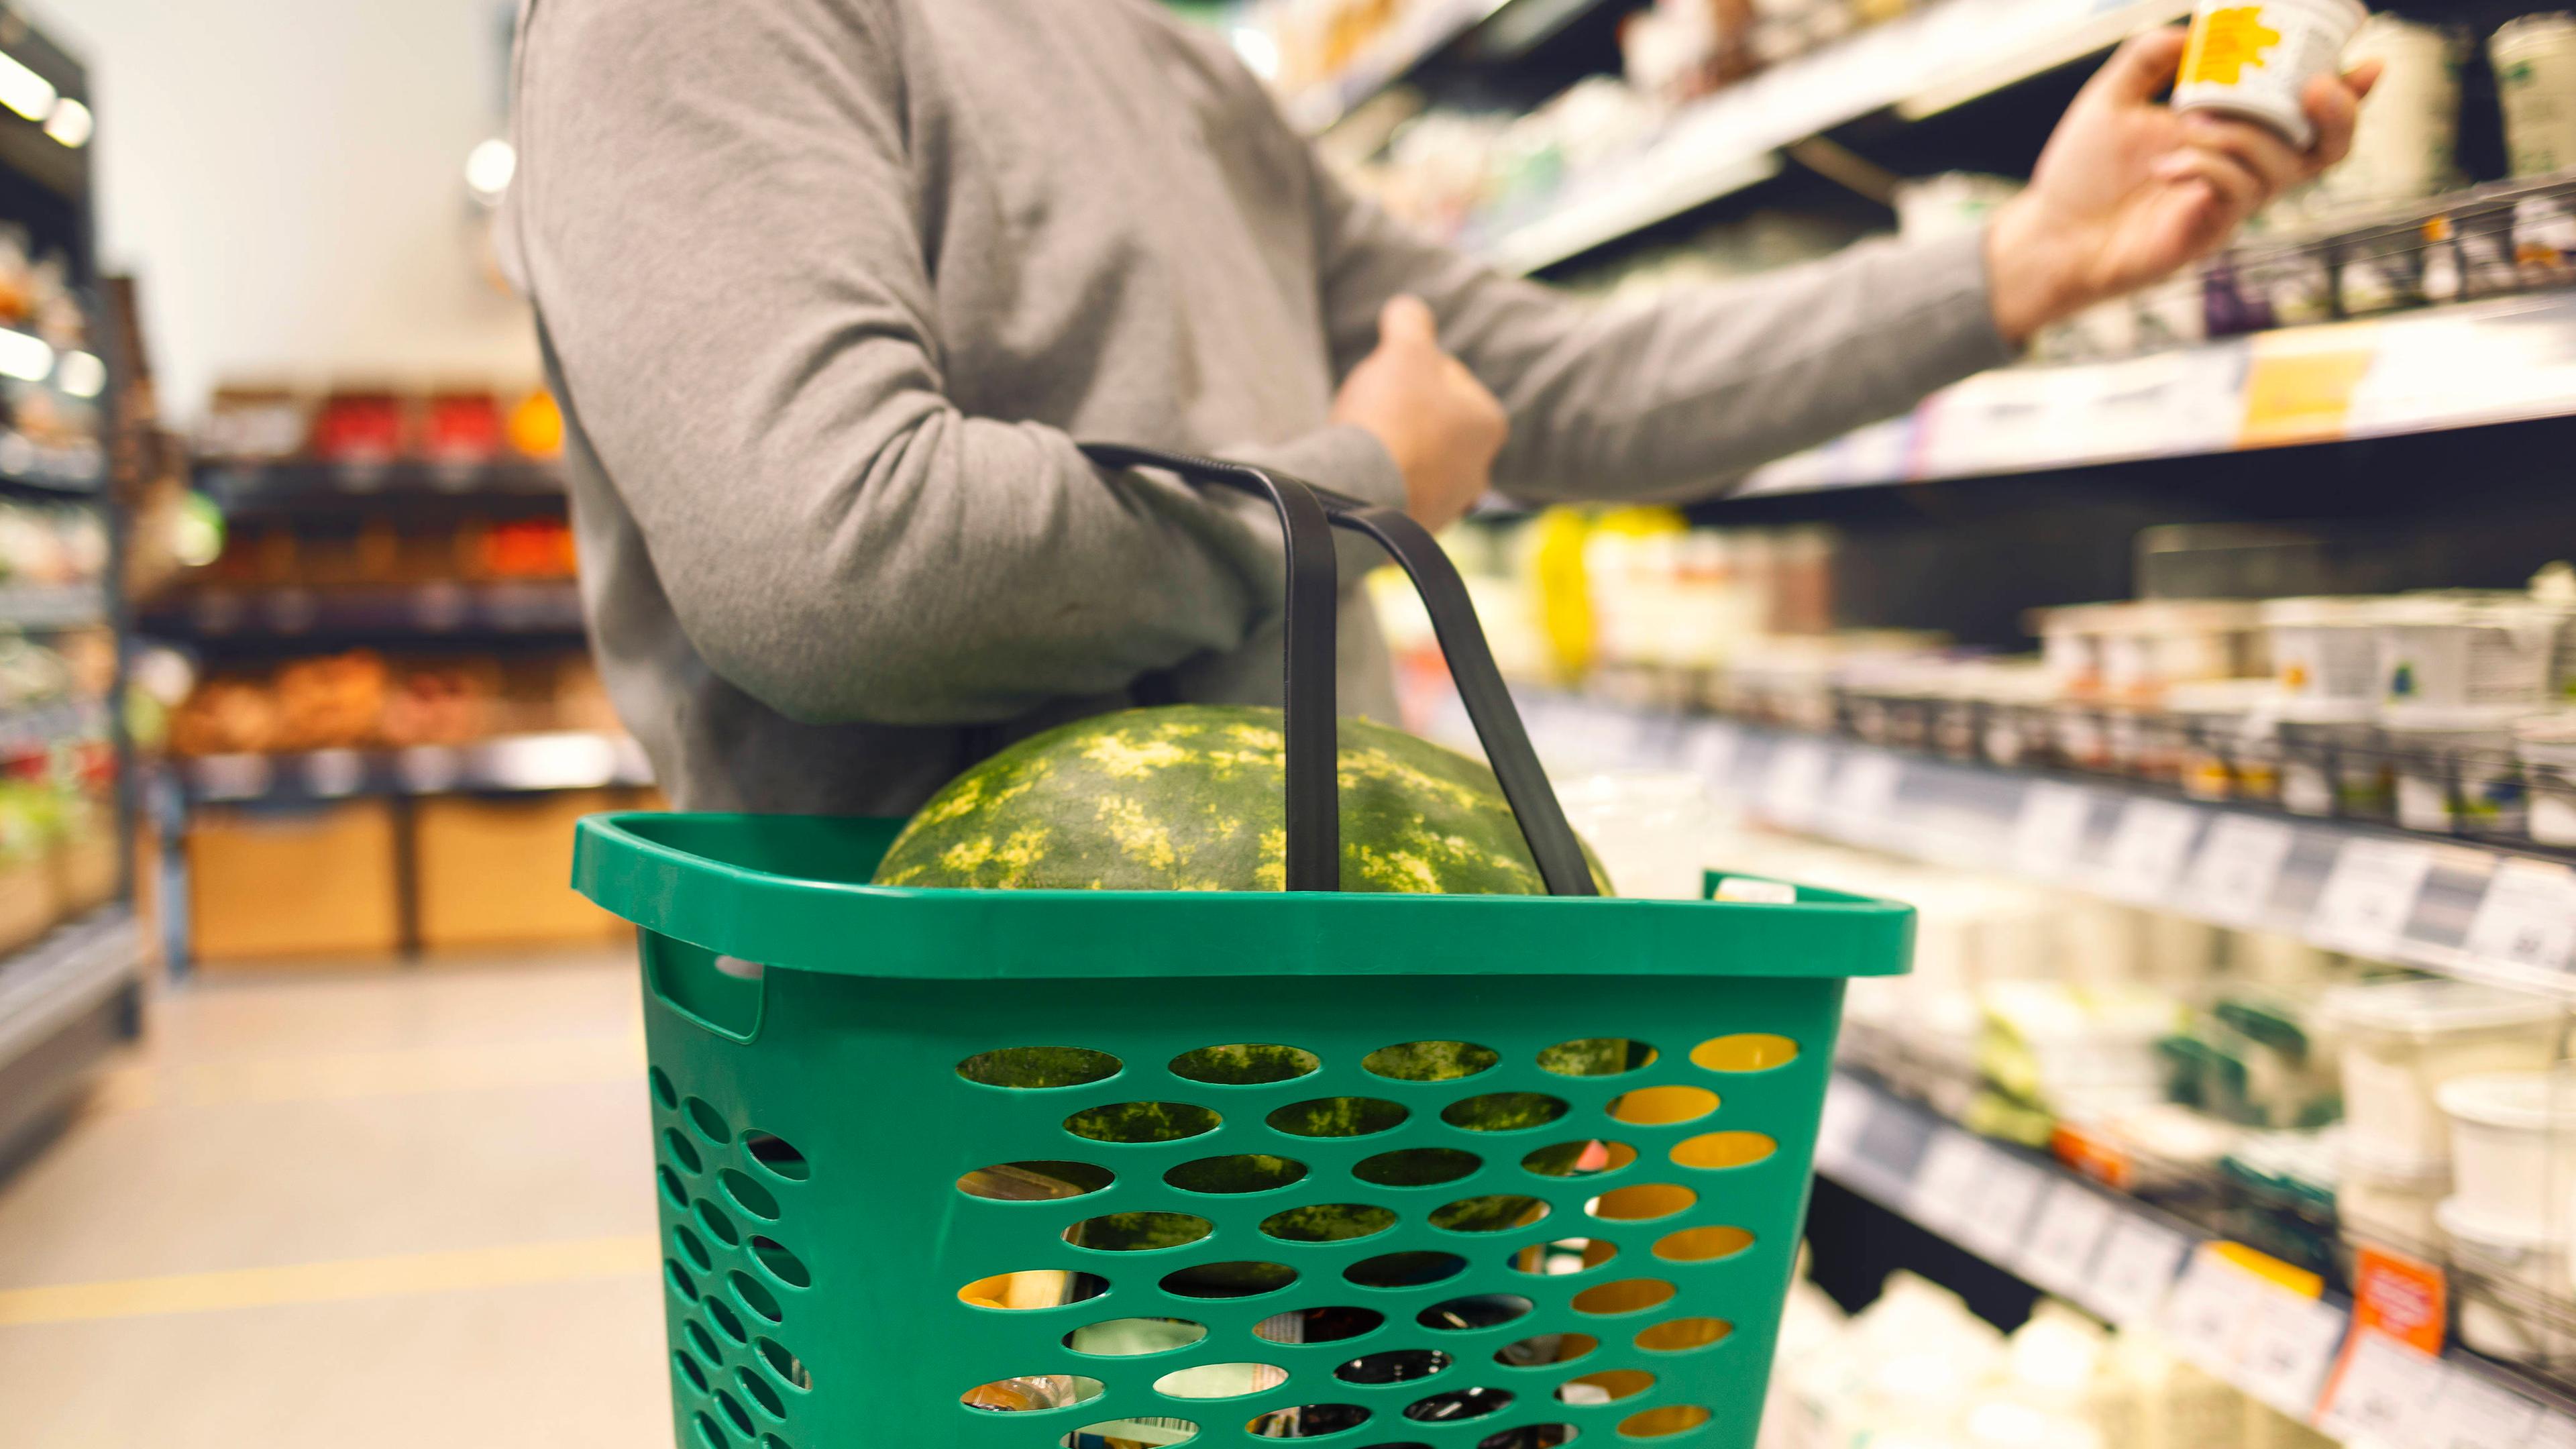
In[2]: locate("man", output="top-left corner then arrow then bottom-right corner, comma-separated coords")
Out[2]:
501,0 -> 2370,814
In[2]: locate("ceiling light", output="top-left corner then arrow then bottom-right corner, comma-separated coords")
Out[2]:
465,138 -> 517,201
42,97 -> 89,149
56,351 -> 105,399
0,329 -> 52,383
0,51 -> 55,123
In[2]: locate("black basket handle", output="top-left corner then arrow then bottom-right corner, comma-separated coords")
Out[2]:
1079,442 -> 1597,898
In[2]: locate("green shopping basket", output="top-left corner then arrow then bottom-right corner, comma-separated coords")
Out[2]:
573,445 -> 1913,1449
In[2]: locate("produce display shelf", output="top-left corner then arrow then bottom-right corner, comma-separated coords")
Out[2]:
1466,0 -> 2190,275
1737,291 -> 2576,496
1497,691 -> 2576,1002
193,458 -> 564,511
1817,1067 -> 2576,1446
0,698 -> 108,759
144,580 -> 586,643
1285,0 -> 1516,134
178,730 -> 652,805
0,583 -> 106,632
0,908 -> 142,1147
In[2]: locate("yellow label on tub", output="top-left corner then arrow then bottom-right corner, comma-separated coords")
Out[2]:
2184,6 -> 2287,85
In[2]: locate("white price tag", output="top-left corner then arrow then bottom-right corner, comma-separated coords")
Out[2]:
2235,1287 -> 2347,1419
1959,1156 -> 2048,1263
2464,859 -> 2576,978
1911,1129 -> 1992,1236
2317,1331 -> 2448,1446
1825,753 -> 1904,841
2430,1370 -> 2544,1449
2308,840 -> 2436,959
2159,1248 -> 2262,1376
2011,783 -> 2096,880
1815,1077 -> 1870,1174
2086,1214 -> 2191,1327
1684,723 -> 1741,794
1764,741 -> 1833,828
2184,814 -> 2296,928
2097,798 -> 2202,904
303,748 -> 366,799
2021,1183 -> 2116,1297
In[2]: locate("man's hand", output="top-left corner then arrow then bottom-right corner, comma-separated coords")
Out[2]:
1988,27 -> 2381,343
1331,295 -> 1508,531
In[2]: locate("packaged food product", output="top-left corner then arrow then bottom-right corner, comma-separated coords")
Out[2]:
2377,594 -> 2565,710
2438,1195 -> 2576,1368
2320,15 -> 2461,206
2519,712 -> 2576,844
2381,703 -> 2528,834
2438,1069 -> 2576,1240
2099,600 -> 2264,706
2277,708 -> 2386,818
2323,978 -> 2565,1169
2516,193 -> 2576,280
2261,595 -> 2385,707
2174,0 -> 2370,149
2337,1139 -> 2449,1254
2493,13 -> 2576,178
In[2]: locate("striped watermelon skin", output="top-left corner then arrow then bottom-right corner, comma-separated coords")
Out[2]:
871,704 -> 1605,895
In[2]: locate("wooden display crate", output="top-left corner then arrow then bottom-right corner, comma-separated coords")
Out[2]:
413,788 -> 651,953
188,800 -> 402,963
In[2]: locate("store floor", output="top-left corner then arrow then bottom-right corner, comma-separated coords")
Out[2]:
0,953 -> 671,1446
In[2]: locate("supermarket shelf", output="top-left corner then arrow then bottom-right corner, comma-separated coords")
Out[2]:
0,697 -> 107,757
178,730 -> 652,804
193,458 -> 564,511
1737,292 -> 2576,496
1817,1067 -> 2576,1443
0,908 -> 142,1135
0,443 -> 107,497
1469,0 -> 2190,274
1285,0 -> 1515,134
1504,692 -> 2576,1002
0,582 -> 106,631
145,580 -> 586,643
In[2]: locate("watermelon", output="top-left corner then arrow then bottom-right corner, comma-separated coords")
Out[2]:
871,704 -> 1609,895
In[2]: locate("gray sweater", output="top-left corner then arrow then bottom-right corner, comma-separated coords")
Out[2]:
502,0 -> 2012,815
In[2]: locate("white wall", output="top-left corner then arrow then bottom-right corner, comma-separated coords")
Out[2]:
42,0 -> 538,425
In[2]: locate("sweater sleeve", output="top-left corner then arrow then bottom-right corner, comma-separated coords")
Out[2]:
507,0 -> 1397,728
1305,158 -> 2017,503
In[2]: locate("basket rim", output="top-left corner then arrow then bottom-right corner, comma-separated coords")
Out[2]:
574,812 -> 1915,981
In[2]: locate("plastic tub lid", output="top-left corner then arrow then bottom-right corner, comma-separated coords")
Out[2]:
2496,15 -> 2576,58
2261,596 -> 2396,629
2380,703 -> 2532,736
2165,680 -> 2285,719
2437,1070 -> 2576,1134
2322,978 -> 2567,1038
2374,594 -> 2569,633
2341,1134 -> 2451,1186
2437,1193 -> 2566,1252
2518,712 -> 2576,748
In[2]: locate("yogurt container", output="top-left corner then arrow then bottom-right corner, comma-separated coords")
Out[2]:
2322,15 -> 2463,205
2168,679 -> 2284,802
2277,706 -> 2387,819
2262,595 -> 2386,708
2175,0 -> 2369,149
2438,1195 -> 2576,1368
2377,594 -> 2564,711
2099,600 -> 2264,706
2382,704 -> 2528,835
2520,712 -> 2576,845
2493,13 -> 2576,178
2322,978 -> 2566,1170
2438,1069 -> 2576,1240
2338,1139 -> 2450,1256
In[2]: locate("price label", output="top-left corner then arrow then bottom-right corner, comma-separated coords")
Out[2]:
1911,1130 -> 1992,1236
1815,1077 -> 1870,1174
1684,723 -> 1741,794
2086,1215 -> 2190,1326
2159,1248 -> 2262,1376
2097,798 -> 2202,904
2464,859 -> 2576,978
303,748 -> 366,799
2308,840 -> 2436,959
2011,782 -> 2096,880
2318,1330 -> 2449,1445
2236,1288 -> 2347,1419
2021,1183 -> 2116,1297
1764,741 -> 1833,828
1826,753 -> 1905,842
2431,1370 -> 2545,1449
193,752 -> 276,803
1959,1156 -> 2049,1263
2184,814 -> 2296,928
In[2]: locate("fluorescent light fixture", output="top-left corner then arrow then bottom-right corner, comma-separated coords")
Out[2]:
42,97 -> 89,149
465,137 -> 517,201
1230,25 -> 1280,81
56,350 -> 105,399
0,51 -> 54,123
0,329 -> 52,383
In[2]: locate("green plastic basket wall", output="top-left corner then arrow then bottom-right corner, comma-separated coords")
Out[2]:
574,811 -> 1911,1449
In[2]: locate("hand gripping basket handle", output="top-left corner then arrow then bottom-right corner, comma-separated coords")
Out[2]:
1079,442 -> 1597,898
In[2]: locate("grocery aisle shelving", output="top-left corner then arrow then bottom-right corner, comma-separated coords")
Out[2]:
176,731 -> 651,806
1815,1067 -> 2576,1444
194,458 -> 564,511
0,907 -> 142,1157
143,580 -> 586,643
1493,690 -> 2576,1002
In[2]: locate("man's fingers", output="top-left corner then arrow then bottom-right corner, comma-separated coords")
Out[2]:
2301,73 -> 2365,171
2155,147 -> 2267,218
1378,294 -> 1439,352
2092,26 -> 2192,104
2180,111 -> 2306,195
